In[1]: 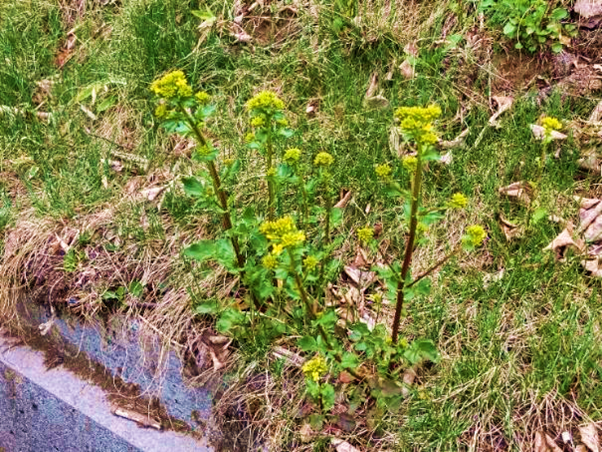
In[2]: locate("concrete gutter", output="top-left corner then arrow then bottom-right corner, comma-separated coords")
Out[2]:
0,335 -> 212,451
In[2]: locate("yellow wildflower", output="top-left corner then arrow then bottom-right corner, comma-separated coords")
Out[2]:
465,225 -> 487,247
375,163 -> 392,180
154,103 -> 168,118
262,254 -> 278,270
246,91 -> 285,111
195,91 -> 211,105
260,216 -> 306,252
402,155 -> 418,173
250,116 -> 266,128
276,118 -> 288,127
314,152 -> 334,167
245,132 -> 256,143
303,255 -> 319,271
150,70 -> 192,99
283,148 -> 302,164
266,167 -> 276,177
449,193 -> 468,209
542,116 -> 562,135
357,226 -> 374,243
395,105 -> 441,145
302,355 -> 328,382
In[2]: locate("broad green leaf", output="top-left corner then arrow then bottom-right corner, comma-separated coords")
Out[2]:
321,383 -> 336,411
182,177 -> 204,197
403,339 -> 439,365
298,335 -> 318,352
193,300 -> 219,315
184,240 -> 216,262
341,352 -> 360,370
503,22 -> 517,36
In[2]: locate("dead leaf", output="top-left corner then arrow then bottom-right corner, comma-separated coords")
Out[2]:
272,346 -> 304,367
111,406 -> 162,430
582,258 -> 602,276
544,226 -> 585,261
589,100 -> 602,123
535,431 -> 550,452
489,96 -> 513,126
401,366 -> 416,397
440,151 -> 453,164
579,423 -> 600,452
576,445 -> 589,452
545,434 -> 563,452
439,128 -> 470,149
575,0 -> 602,18
530,124 -> 568,141
140,186 -> 166,201
579,198 -> 602,233
230,23 -> 252,42
364,95 -> 389,109
39,319 -> 54,336
499,215 -> 523,241
400,59 -> 415,79
56,30 -> 77,68
404,41 -> 419,57
499,181 -> 532,205
561,431 -> 573,445
338,371 -> 355,384
300,423 -> 315,443
344,266 -> 376,287
585,214 -> 602,242
332,438 -> 361,452
365,72 -> 379,99
202,334 -> 232,371
483,268 -> 505,288
306,99 -> 319,117
578,148 -> 601,174
334,190 -> 352,208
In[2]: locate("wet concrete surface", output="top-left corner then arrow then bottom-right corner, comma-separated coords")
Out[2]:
0,334 -> 211,451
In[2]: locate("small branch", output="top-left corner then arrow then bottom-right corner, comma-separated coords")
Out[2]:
407,247 -> 461,289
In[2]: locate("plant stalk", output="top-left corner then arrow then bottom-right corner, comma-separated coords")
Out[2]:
266,122 -> 276,221
391,150 -> 423,344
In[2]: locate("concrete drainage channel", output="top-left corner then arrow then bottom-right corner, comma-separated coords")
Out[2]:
0,301 -> 215,452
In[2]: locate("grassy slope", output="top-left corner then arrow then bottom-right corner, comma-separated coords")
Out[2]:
1,0 -> 602,450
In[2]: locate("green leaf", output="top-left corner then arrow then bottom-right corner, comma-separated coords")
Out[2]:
191,9 -> 216,21
128,280 -> 144,298
216,307 -> 246,333
404,339 -> 439,365
414,277 -> 431,296
321,383 -> 336,411
330,207 -> 344,227
184,240 -> 216,262
182,177 -> 205,197
313,310 -> 338,329
503,22 -> 517,36
550,8 -> 568,20
341,352 -> 360,370
298,336 -> 318,352
97,96 -> 117,113
306,378 -> 321,399
193,300 -> 219,315
551,42 -> 563,53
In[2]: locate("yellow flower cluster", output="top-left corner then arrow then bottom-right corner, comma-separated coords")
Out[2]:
154,103 -> 168,118
542,116 -> 562,135
449,193 -> 468,209
402,155 -> 418,173
246,91 -> 285,111
314,152 -> 334,167
283,148 -> 302,164
394,105 -> 441,145
303,255 -> 319,270
465,225 -> 487,247
150,70 -> 192,99
195,91 -> 211,105
302,355 -> 328,382
260,216 -> 306,255
245,132 -> 255,143
357,226 -> 374,243
375,163 -> 392,180
250,116 -> 266,128
262,254 -> 278,270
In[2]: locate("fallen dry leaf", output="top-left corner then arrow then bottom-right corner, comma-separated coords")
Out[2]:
578,423 -> 599,452
530,124 -> 568,141
344,266 -> 376,287
582,258 -> 602,277
579,198 -> 602,233
332,438 -> 361,452
401,366 -> 417,398
544,226 -> 585,261
399,59 -> 415,79
111,406 -> 162,430
364,95 -> 389,109
574,0 -> 602,18
334,190 -> 352,208
439,128 -> 470,149
499,215 -> 522,241
140,186 -> 166,201
404,41 -> 419,57
589,100 -> 602,123
272,346 -> 304,367
489,96 -> 513,126
576,445 -> 589,452
535,431 -> 549,452
203,334 -> 232,371
545,434 -> 564,452
578,148 -> 601,174
499,181 -> 532,205
306,99 -> 319,117
365,72 -> 379,99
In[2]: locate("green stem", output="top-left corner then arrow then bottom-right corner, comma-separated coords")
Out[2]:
266,123 -> 275,221
391,148 -> 423,344
287,248 -> 317,318
180,107 -> 245,270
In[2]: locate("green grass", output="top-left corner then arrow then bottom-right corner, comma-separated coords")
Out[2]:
1,0 -> 601,450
